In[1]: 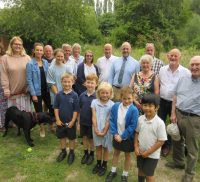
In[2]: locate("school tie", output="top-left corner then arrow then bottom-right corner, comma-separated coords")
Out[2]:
118,57 -> 127,84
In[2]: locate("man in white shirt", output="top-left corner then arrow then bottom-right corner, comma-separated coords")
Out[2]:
96,44 -> 118,82
158,48 -> 190,157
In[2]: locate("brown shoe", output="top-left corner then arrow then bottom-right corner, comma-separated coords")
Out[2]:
166,161 -> 185,169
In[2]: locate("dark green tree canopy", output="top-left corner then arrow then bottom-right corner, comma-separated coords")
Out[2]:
0,0 -> 101,47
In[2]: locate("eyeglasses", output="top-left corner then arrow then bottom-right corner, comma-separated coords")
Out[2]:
86,55 -> 93,57
13,43 -> 22,46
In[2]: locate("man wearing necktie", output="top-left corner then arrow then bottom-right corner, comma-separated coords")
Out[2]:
108,42 -> 140,102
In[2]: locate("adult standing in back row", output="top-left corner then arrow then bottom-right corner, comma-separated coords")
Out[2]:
96,43 -> 118,83
108,42 -> 140,102
145,43 -> 164,75
70,43 -> 84,76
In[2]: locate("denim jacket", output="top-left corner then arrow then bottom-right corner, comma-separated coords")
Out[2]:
26,58 -> 49,96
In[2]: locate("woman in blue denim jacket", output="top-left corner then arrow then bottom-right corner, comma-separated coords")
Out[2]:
26,43 -> 53,137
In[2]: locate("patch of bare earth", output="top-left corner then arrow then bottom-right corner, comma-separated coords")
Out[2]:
64,171 -> 78,182
46,149 -> 60,162
10,173 -> 27,182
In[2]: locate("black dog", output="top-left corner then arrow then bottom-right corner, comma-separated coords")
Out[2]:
3,106 -> 53,147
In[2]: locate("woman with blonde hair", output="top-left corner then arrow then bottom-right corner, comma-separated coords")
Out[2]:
0,36 -> 31,114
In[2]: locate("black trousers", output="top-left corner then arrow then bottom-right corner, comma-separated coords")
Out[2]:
158,97 -> 172,146
32,91 -> 53,116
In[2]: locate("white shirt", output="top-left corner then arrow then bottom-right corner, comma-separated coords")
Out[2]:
84,63 -> 97,77
159,65 -> 190,101
117,103 -> 129,136
96,55 -> 118,82
65,58 -> 76,74
136,114 -> 167,159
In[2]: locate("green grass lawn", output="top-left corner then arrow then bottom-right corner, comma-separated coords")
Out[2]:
0,46 -> 199,181
0,125 -> 200,182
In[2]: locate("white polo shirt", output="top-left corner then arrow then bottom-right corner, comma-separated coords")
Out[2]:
159,65 -> 190,101
136,114 -> 167,159
96,55 -> 118,82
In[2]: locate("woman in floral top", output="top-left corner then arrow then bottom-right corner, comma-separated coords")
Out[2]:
129,54 -> 159,111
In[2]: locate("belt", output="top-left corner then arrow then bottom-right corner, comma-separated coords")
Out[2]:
177,109 -> 199,117
113,85 -> 121,89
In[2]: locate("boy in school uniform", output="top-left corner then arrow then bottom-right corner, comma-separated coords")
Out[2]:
134,94 -> 167,182
54,73 -> 79,165
78,74 -> 98,165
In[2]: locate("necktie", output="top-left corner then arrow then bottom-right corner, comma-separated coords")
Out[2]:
118,57 -> 127,84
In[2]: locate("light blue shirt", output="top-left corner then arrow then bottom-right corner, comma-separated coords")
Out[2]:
47,63 -> 71,104
91,99 -> 114,151
176,74 -> 200,116
108,56 -> 140,87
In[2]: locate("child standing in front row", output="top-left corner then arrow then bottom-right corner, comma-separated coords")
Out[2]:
91,82 -> 114,176
134,94 -> 167,182
54,73 -> 79,165
106,86 -> 139,182
78,74 -> 98,165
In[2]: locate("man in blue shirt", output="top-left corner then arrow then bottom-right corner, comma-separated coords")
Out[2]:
166,56 -> 200,182
108,42 -> 140,101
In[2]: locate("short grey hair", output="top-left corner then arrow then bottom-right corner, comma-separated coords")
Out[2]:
62,43 -> 71,49
140,54 -> 153,65
72,43 -> 81,51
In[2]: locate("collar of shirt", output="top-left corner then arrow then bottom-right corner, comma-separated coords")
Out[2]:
119,103 -> 131,110
84,91 -> 96,97
192,76 -> 200,83
104,55 -> 112,60
97,99 -> 110,107
144,114 -> 157,123
167,64 -> 182,73
62,90 -> 73,95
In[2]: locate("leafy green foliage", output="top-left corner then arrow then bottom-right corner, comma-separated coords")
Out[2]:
112,0 -> 189,50
0,0 -> 102,47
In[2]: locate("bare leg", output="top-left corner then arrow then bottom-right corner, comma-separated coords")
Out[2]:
112,149 -> 121,167
96,146 -> 102,160
69,139 -> 75,150
146,176 -> 155,182
124,152 -> 131,171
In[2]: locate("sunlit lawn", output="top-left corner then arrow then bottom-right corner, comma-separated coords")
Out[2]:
0,125 -> 200,182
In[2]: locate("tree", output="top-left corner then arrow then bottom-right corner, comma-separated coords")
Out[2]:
0,0 -> 102,48
112,0 -> 188,49
191,0 -> 200,15
98,12 -> 116,36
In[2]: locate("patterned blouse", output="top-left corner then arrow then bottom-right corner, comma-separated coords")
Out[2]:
133,73 -> 156,102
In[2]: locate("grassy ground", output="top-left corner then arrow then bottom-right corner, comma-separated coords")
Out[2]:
1,46 -> 199,181
0,126 -> 200,182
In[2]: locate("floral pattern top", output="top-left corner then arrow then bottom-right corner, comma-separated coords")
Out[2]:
133,73 -> 155,102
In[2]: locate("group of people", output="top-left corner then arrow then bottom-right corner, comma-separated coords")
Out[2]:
0,36 -> 199,182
